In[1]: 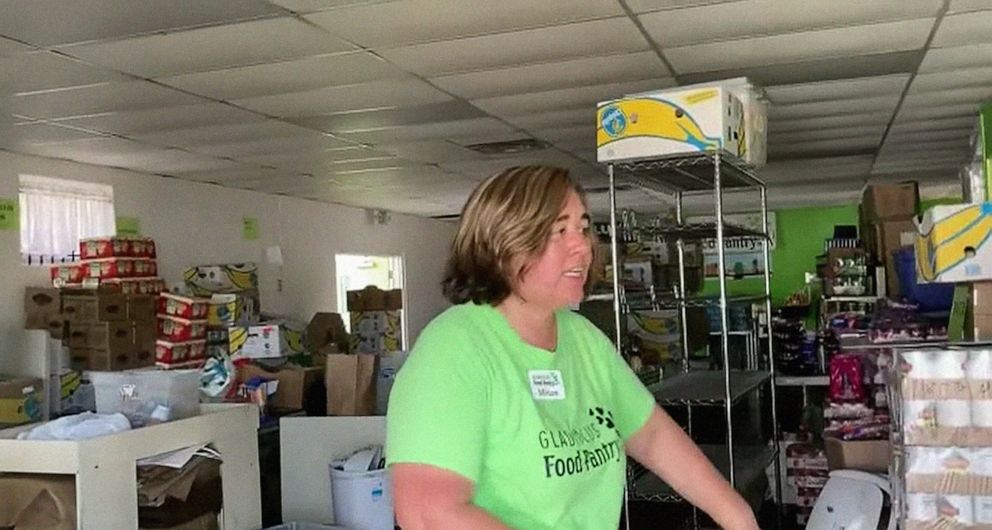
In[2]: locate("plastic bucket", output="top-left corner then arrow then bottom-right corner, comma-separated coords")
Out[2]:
329,466 -> 394,530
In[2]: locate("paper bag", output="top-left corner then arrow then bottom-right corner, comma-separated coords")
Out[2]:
326,354 -> 377,416
0,474 -> 76,529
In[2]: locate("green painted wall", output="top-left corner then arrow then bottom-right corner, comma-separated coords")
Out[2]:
702,204 -> 859,304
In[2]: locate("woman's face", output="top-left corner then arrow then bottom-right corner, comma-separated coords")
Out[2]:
513,189 -> 593,311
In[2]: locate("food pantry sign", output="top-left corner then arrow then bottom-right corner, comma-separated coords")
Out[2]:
0,198 -> 17,230
689,212 -> 776,278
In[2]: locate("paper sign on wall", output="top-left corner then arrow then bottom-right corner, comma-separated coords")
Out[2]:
243,217 -> 259,240
116,216 -> 141,236
0,198 -> 18,230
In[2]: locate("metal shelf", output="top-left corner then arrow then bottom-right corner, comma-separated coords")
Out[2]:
822,296 -> 879,303
629,444 -> 777,503
652,294 -> 769,310
775,375 -> 829,387
611,151 -> 762,193
648,370 -> 770,406
634,222 -> 768,241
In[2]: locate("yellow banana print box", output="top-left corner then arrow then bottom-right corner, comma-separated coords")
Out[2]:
597,87 -> 744,162
916,203 -> 992,283
228,321 -> 306,360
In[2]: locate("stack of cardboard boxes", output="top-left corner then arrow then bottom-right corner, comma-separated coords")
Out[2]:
51,236 -> 165,294
859,182 -> 920,297
62,290 -> 157,370
183,263 -> 262,360
155,293 -> 209,369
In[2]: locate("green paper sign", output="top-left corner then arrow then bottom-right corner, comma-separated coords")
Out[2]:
243,217 -> 259,240
0,198 -> 18,230
116,216 -> 141,236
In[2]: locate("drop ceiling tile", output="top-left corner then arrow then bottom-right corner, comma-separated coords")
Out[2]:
290,101 -> 486,134
765,74 -> 910,105
679,50 -> 921,87
0,0 -> 285,46
10,81 -> 205,120
377,17 -> 649,77
948,0 -> 992,13
338,117 -> 518,145
430,51 -> 670,100
932,9 -> 992,48
638,0 -> 940,47
269,0 -> 397,14
227,174 -> 323,195
919,43 -> 992,72
770,112 -> 893,134
885,128 -> 973,145
13,136 -> 166,165
472,78 -> 676,117
909,66 -> 992,93
617,0 -> 741,14
1,122 -> 107,147
159,52 -> 407,101
133,120 -> 322,149
769,135 -> 883,156
769,94 -> 901,120
888,115 -> 977,133
305,0 -> 623,48
506,109 -> 594,132
902,86 -> 992,107
0,51 -> 127,95
233,78 -> 453,117
325,157 -> 426,177
173,166 -> 296,184
240,147 -> 390,170
877,139 -> 971,154
769,124 -> 886,144
0,36 -> 34,56
52,103 -> 266,135
58,17 -> 356,78
894,101 -> 983,121
124,149 -> 240,174
760,155 -> 875,182
191,134 -> 352,158
373,140 -> 486,163
665,18 -> 933,73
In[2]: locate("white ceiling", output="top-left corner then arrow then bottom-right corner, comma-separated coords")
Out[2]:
0,0 -> 987,217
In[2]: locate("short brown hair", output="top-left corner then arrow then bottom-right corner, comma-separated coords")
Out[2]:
442,166 -> 592,305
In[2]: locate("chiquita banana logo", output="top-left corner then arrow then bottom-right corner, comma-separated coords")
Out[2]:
225,264 -> 258,290
228,327 -> 248,356
597,98 -> 721,151
630,312 -> 674,335
916,203 -> 992,281
285,328 -> 306,354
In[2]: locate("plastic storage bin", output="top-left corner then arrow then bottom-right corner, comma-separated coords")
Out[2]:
894,247 -> 954,312
88,369 -> 200,426
329,466 -> 394,530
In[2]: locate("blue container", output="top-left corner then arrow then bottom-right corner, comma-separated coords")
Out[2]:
894,247 -> 954,311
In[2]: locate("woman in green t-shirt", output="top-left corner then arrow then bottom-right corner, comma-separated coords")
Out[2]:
387,166 -> 759,530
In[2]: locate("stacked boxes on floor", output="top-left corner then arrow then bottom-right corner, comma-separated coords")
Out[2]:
155,293 -> 209,369
894,347 -> 992,528
61,290 -> 157,371
347,286 -> 403,354
51,236 -> 165,294
183,263 -> 261,361
859,182 -> 919,297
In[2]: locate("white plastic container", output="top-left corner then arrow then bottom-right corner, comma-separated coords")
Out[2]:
329,466 -> 394,530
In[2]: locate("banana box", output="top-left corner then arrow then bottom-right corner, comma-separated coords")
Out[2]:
597,86 -> 745,163
350,310 -> 402,354
183,263 -> 259,295
0,375 -> 42,426
228,321 -> 307,360
916,202 -> 992,283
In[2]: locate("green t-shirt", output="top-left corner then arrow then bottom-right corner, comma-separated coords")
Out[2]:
386,303 -> 655,530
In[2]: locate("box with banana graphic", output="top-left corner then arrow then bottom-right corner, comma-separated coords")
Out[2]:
597,86 -> 744,163
916,203 -> 992,283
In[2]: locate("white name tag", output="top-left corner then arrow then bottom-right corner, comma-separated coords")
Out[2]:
529,370 -> 565,400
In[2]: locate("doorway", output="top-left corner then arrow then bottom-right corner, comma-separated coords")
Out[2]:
334,254 -> 406,345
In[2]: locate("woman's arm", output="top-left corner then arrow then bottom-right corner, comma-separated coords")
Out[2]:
624,407 -> 759,530
392,463 -> 513,530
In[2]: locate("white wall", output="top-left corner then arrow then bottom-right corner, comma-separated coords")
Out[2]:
0,151 -> 455,359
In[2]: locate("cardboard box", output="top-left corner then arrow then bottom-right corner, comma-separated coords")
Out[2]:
157,315 -> 208,342
183,263 -> 259,295
824,438 -> 890,473
155,340 -> 207,367
346,286 -> 403,311
326,353 -> 377,416
597,86 -> 745,162
133,322 -> 157,352
100,277 -> 167,295
307,312 -> 350,353
0,474 -> 76,529
127,294 -> 157,322
24,287 -> 63,335
206,293 -> 257,327
916,202 -> 992,283
239,362 -> 324,410
673,77 -> 768,167
87,321 -> 133,352
61,291 -> 127,322
158,293 -> 210,319
71,347 -> 132,371
349,310 -> 402,354
0,375 -> 42,425
228,322 -> 306,359
861,182 -> 919,222
866,220 -> 917,263
50,263 -> 85,286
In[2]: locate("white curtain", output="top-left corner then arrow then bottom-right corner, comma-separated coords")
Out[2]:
19,175 -> 116,258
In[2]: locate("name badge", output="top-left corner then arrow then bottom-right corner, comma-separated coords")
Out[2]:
529,370 -> 565,400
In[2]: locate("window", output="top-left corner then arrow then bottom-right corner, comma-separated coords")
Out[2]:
19,175 -> 116,263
